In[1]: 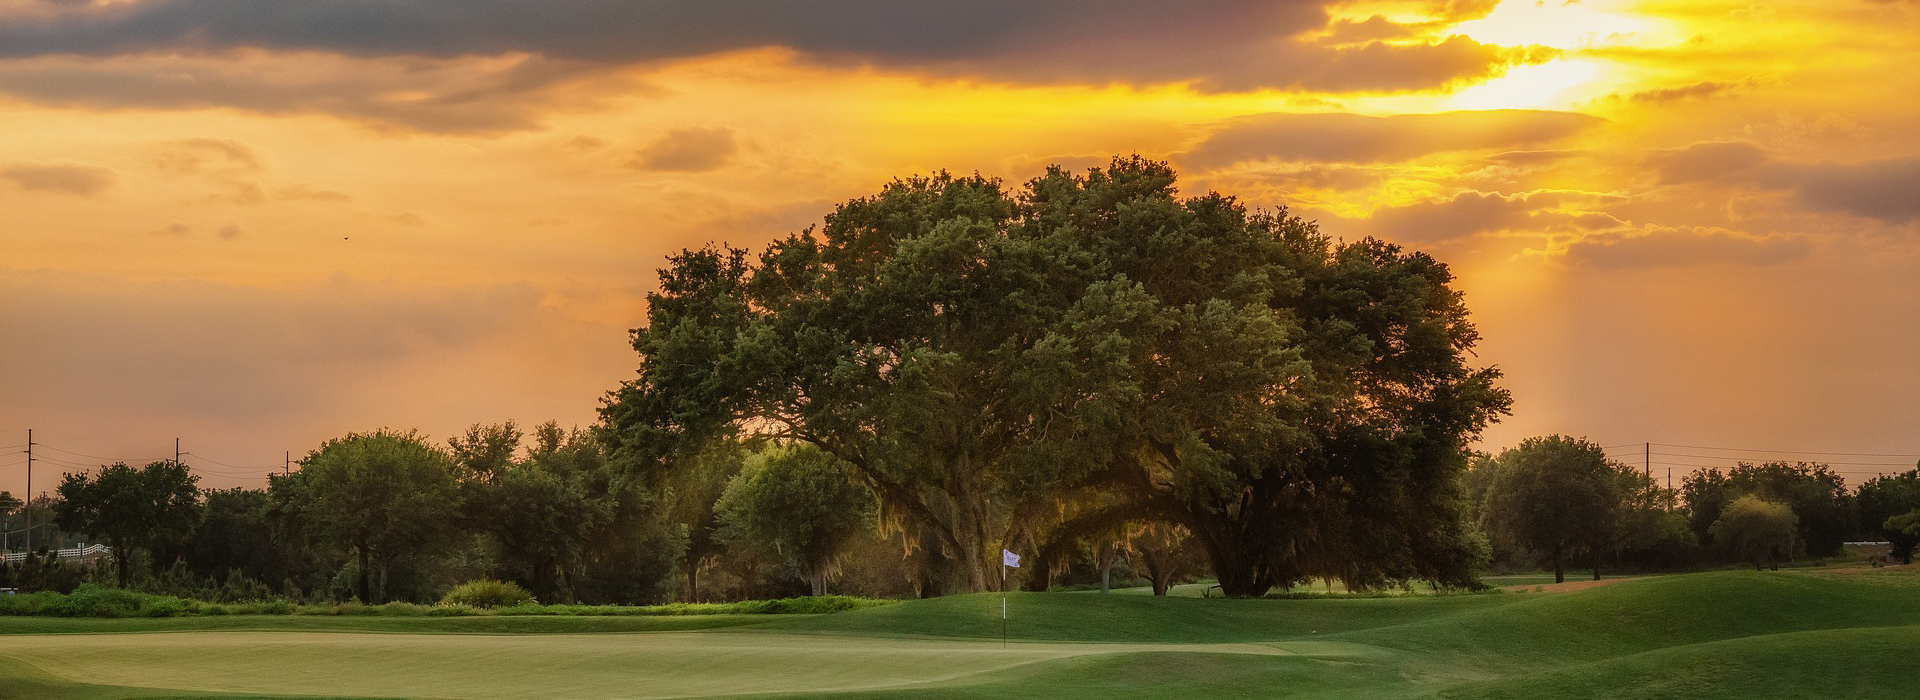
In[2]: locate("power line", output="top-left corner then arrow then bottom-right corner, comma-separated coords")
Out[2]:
1644,452 -> 1915,468
33,443 -> 168,464
181,451 -> 279,472
1650,442 -> 1920,459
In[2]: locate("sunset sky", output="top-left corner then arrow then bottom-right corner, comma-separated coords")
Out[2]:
3,0 -> 1917,495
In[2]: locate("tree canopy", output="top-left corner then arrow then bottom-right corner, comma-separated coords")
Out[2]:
52,461 -> 201,588
1682,461 -> 1852,558
602,156 -> 1509,597
1480,435 -> 1622,584
281,429 -> 460,603
1856,469 -> 1920,564
1710,495 -> 1798,570
714,443 -> 876,596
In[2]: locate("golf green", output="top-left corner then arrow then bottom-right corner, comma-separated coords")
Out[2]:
2,568 -> 1916,699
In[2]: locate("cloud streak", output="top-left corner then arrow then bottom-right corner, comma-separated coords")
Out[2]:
1,162 -> 116,196
1184,110 -> 1602,168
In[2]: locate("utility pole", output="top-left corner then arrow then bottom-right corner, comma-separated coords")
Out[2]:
284,450 -> 290,476
24,429 -> 32,554
175,437 -> 181,465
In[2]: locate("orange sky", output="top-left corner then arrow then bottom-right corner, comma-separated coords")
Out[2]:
3,0 -> 1917,493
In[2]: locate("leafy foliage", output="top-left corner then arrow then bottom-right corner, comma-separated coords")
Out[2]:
1883,510 -> 1920,566
1480,436 -> 1622,583
52,461 -> 201,588
1856,469 -> 1920,564
1682,461 -> 1852,558
715,444 -> 876,595
602,156 -> 1509,597
281,429 -> 461,603
440,579 -> 537,608
1710,495 -> 1798,570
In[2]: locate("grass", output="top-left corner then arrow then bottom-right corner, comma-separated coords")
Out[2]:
2,568 -> 1917,699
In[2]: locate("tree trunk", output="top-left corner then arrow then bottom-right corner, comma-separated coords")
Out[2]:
810,571 -> 827,597
1151,565 -> 1174,596
686,562 -> 701,603
957,528 -> 988,594
1198,530 -> 1270,598
114,539 -> 131,589
356,547 -> 371,603
1100,545 -> 1114,594
1552,545 -> 1565,584
533,554 -> 553,602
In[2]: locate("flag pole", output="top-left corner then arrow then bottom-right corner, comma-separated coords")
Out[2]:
1001,560 -> 1008,649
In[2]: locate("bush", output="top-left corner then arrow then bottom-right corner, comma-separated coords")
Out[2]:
0,585 -> 199,618
57,585 -> 155,617
378,601 -> 428,616
233,600 -> 293,615
440,580 -> 537,609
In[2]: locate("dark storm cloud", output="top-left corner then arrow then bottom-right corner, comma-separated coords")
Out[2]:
629,127 -> 738,173
1184,110 -> 1603,168
0,162 -> 116,196
0,0 -> 1525,93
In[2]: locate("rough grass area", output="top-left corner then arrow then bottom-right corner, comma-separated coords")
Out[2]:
2,568 -> 1918,699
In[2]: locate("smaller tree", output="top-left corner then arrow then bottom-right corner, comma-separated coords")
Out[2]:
715,444 -> 875,596
1481,436 -> 1624,583
1710,495 -> 1797,570
53,461 -> 202,588
1856,469 -> 1920,565
1130,522 -> 1202,596
1883,510 -> 1920,566
296,430 -> 461,603
0,491 -> 18,551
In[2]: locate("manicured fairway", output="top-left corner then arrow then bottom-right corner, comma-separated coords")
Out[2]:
3,568 -> 1918,699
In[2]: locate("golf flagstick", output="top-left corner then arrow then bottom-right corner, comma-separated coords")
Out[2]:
1001,548 -> 1021,648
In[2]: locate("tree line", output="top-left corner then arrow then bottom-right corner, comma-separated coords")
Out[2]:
5,157 -> 1915,602
1469,435 -> 1920,582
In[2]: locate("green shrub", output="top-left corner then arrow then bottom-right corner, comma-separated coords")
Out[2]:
378,601 -> 428,616
233,600 -> 293,615
56,585 -> 153,617
141,597 -> 191,618
440,580 -> 537,609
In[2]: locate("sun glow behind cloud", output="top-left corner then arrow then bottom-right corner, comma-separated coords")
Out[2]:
1448,0 -> 1679,50
1445,59 -> 1608,110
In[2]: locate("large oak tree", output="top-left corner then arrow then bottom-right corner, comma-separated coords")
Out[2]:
603,156 -> 1509,596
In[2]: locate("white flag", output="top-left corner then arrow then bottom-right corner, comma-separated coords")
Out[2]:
1002,549 -> 1021,568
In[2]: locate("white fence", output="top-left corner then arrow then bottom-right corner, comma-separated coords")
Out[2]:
0,544 -> 111,564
